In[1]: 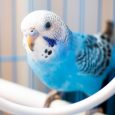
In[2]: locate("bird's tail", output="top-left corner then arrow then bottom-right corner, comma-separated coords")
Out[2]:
101,21 -> 114,42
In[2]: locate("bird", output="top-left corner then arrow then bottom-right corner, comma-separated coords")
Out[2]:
21,10 -> 115,107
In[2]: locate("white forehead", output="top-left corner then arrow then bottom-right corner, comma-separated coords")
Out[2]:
21,10 -> 62,32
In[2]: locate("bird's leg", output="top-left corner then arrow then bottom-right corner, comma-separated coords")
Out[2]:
44,90 -> 61,108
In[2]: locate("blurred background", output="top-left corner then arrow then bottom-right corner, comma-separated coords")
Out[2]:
0,0 -> 115,115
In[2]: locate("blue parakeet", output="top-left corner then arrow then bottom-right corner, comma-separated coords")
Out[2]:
21,10 -> 115,107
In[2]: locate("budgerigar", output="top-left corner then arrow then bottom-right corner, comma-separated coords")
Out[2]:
21,10 -> 115,107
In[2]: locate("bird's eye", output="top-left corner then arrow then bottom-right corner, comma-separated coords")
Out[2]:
45,22 -> 51,29
29,28 -> 39,37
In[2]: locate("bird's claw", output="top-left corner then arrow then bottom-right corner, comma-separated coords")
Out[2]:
44,90 -> 61,108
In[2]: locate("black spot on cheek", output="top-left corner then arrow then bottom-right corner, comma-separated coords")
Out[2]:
48,50 -> 52,55
44,49 -> 48,53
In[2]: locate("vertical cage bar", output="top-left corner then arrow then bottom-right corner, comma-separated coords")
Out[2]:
113,0 -> 115,22
63,0 -> 68,23
12,0 -> 17,82
29,0 -> 34,12
28,0 -> 35,89
97,0 -> 102,32
79,0 -> 85,32
47,0 -> 52,10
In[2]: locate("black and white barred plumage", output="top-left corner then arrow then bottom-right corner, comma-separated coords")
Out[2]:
76,34 -> 112,76
76,21 -> 114,76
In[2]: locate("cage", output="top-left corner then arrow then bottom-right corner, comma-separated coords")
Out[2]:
0,0 -> 115,115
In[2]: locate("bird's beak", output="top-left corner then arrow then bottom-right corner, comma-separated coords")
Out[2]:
27,36 -> 34,51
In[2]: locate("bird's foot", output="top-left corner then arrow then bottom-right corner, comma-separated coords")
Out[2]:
44,90 -> 61,108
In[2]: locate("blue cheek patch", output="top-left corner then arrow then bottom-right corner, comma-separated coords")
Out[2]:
43,36 -> 57,47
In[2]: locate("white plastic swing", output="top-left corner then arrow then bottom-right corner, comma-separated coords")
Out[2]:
0,78 -> 115,115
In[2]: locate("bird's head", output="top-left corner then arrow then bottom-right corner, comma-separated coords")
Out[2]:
21,10 -> 71,61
